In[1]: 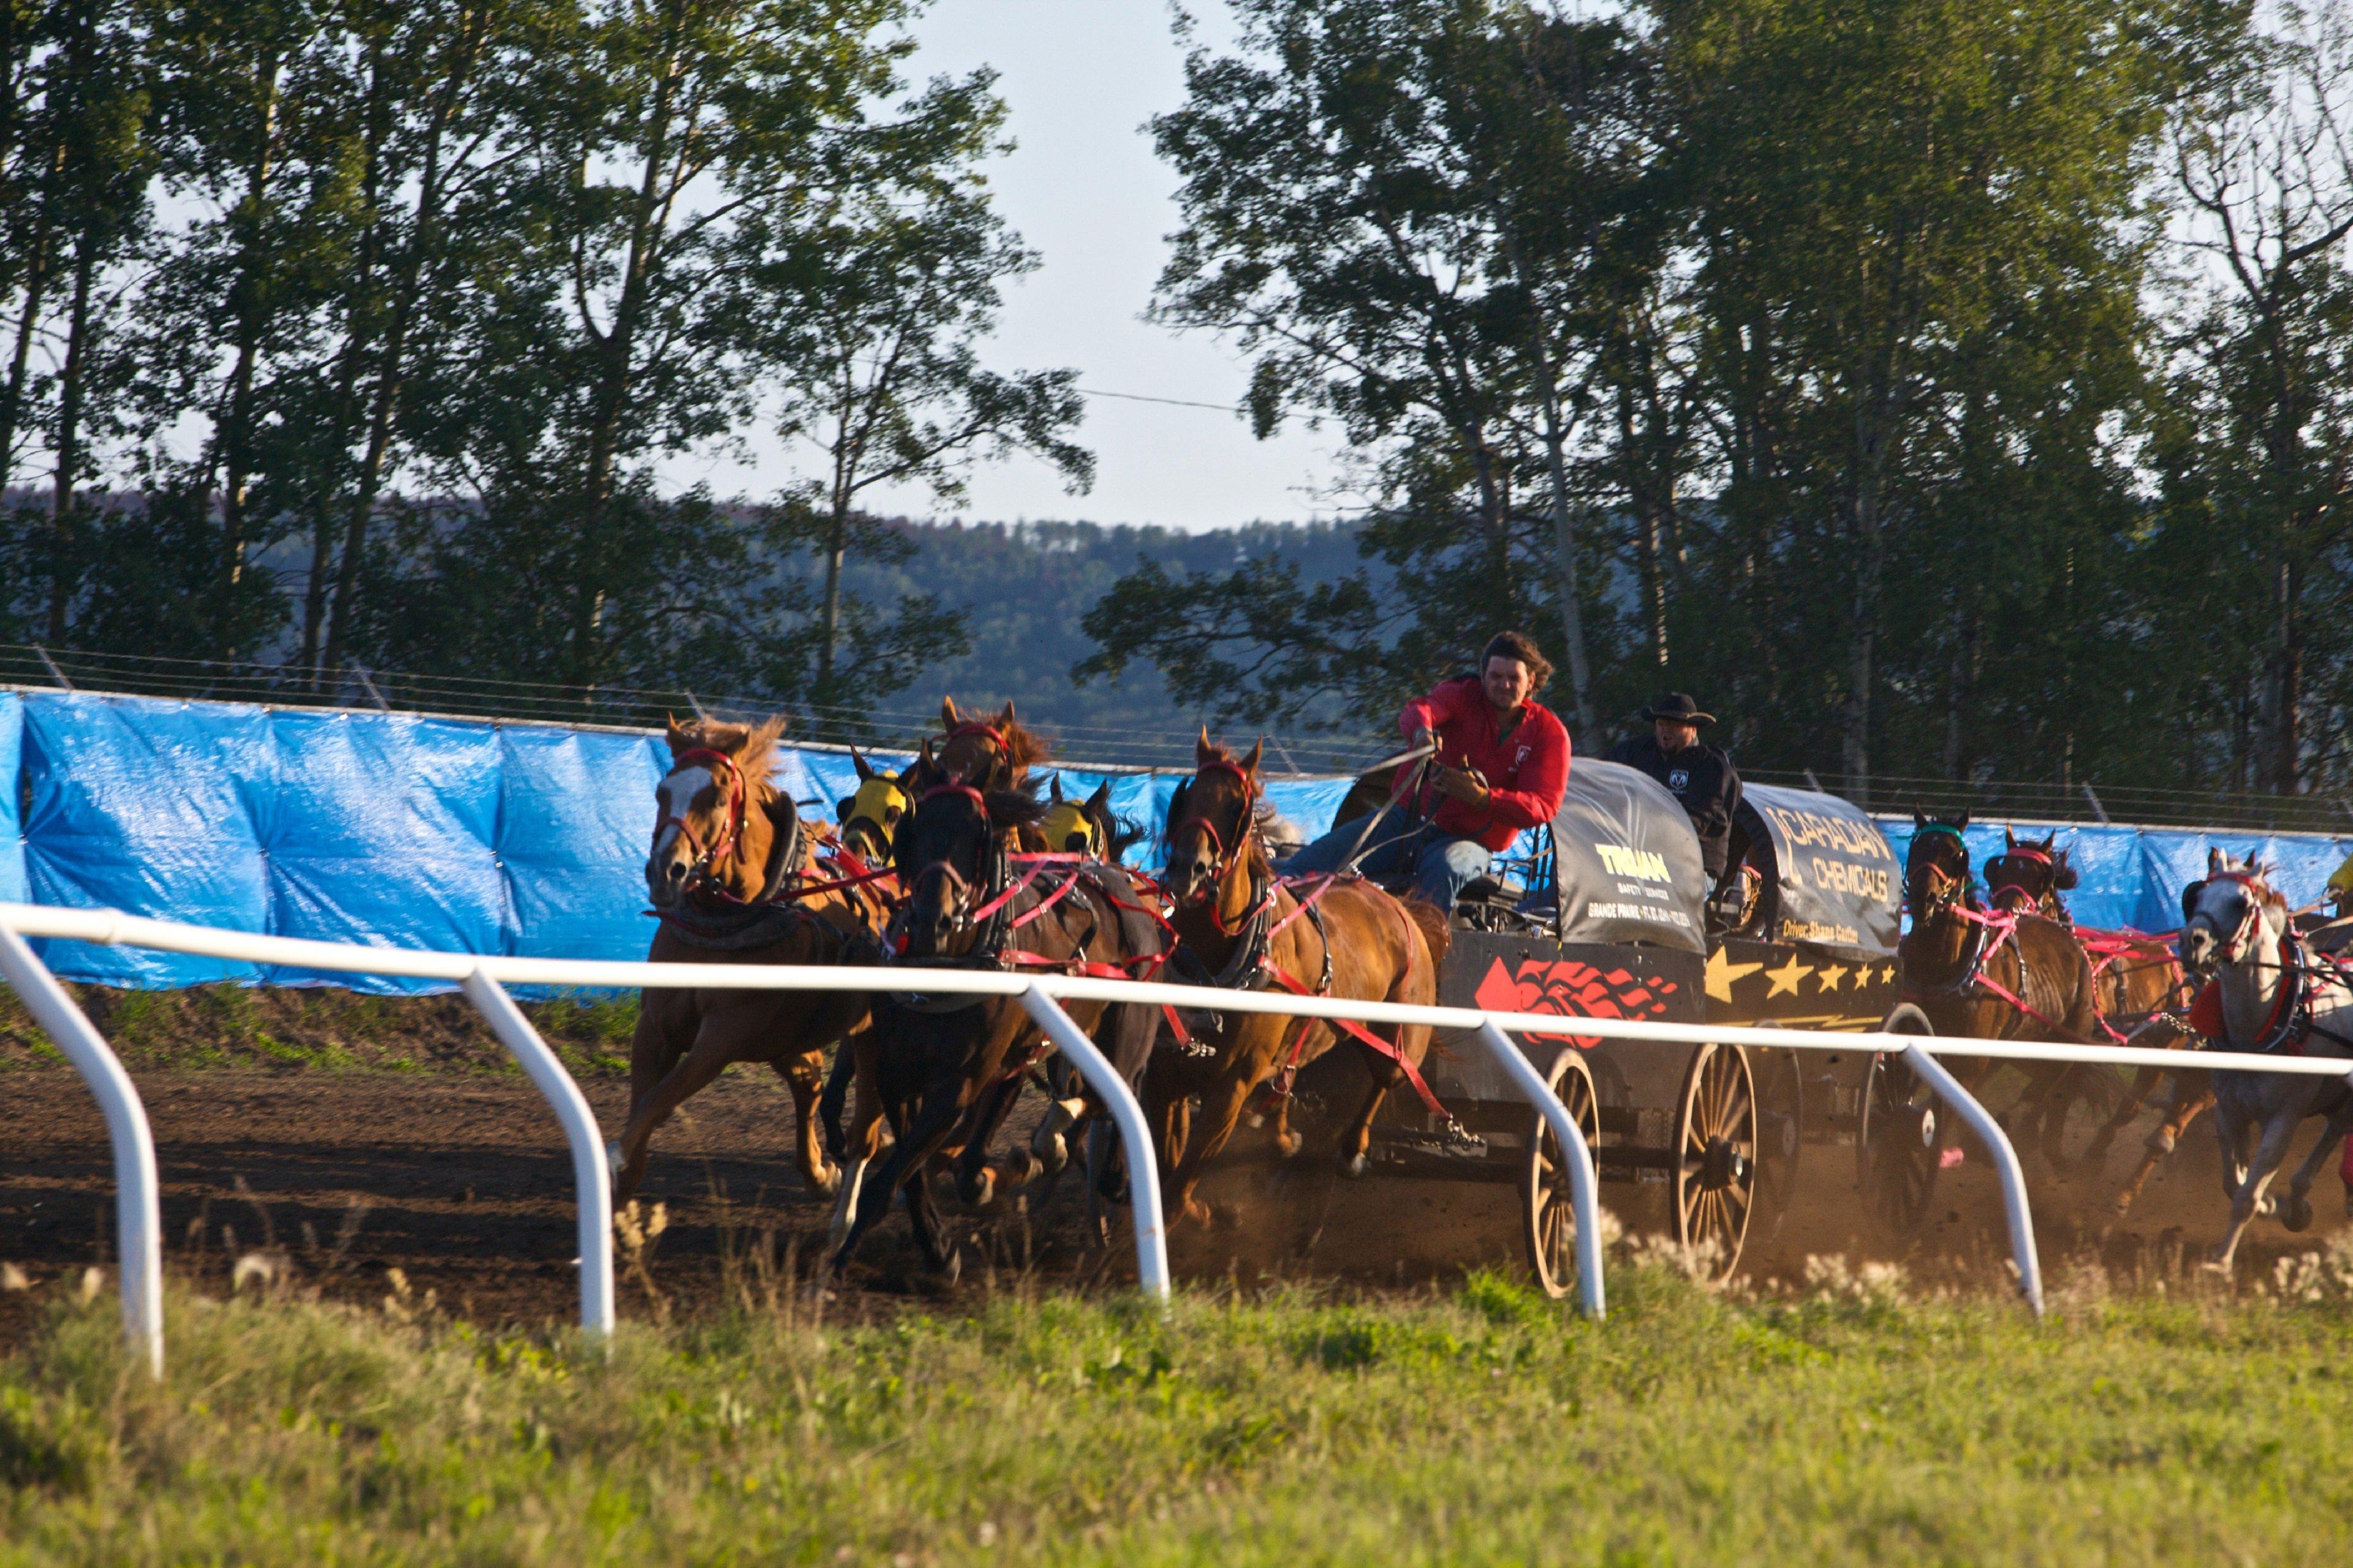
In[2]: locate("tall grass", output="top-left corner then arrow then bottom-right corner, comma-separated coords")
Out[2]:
4,1255 -> 2353,1565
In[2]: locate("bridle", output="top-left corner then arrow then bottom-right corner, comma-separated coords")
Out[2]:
891,783 -> 1007,960
841,773 -> 909,859
937,720 -> 1017,789
1905,825 -> 1972,919
2188,871 -> 2273,967
656,747 -> 749,886
1165,759 -> 1262,926
1984,846 -> 2056,912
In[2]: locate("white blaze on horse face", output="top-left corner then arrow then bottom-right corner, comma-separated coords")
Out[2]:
653,767 -> 713,861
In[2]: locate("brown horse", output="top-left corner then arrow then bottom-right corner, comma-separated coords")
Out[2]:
1152,732 -> 1450,1227
1983,830 -> 2076,918
610,718 -> 890,1203
1980,828 -> 2199,1178
827,778 -> 1167,1280
1903,813 -> 2105,1167
926,697 -> 1050,791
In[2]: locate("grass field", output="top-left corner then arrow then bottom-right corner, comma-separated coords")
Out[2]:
5,1249 -> 2352,1566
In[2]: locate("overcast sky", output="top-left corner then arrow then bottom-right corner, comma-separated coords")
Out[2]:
659,0 -> 1343,532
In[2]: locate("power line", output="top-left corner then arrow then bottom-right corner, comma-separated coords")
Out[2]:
1077,386 -> 1238,414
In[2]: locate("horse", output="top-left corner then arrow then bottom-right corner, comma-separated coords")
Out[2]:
1901,812 -> 2107,1167
925,696 -> 1050,792
826,777 -> 1167,1281
1152,730 -> 1452,1227
1981,828 -> 2200,1176
836,748 -> 909,865
2180,850 -> 2353,1271
1982,830 -> 2076,918
610,718 -> 892,1205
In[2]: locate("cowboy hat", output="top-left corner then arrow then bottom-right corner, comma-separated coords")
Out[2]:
1640,692 -> 1715,725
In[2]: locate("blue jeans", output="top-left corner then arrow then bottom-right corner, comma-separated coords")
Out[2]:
1280,814 -> 1492,910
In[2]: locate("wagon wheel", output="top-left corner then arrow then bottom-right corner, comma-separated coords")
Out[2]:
1673,1042 -> 1756,1282
1521,1048 -> 1602,1301
1753,1047 -> 1803,1241
1856,1005 -> 1940,1236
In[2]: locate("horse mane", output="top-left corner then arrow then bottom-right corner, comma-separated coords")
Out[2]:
983,782 -> 1048,831
1189,733 -> 1281,837
667,715 -> 787,797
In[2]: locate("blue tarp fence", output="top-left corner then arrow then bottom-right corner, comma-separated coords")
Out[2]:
6,689 -> 2347,991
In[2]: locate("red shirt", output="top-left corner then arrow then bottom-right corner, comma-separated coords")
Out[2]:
1398,676 -> 1571,851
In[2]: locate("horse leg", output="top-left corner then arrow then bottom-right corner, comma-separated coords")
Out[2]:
769,1050 -> 839,1197
610,1012 -> 740,1204
954,1072 -> 1035,1208
1165,1058 -> 1275,1228
1269,1090 -> 1303,1160
827,1032 -> 890,1252
830,1070 -> 970,1275
2113,1077 -> 2211,1217
2085,1059 -> 2166,1168
2212,1102 -> 2300,1272
817,1030 -> 858,1161
2279,1100 -> 2353,1233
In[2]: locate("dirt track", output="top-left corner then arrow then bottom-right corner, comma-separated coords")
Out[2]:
5,1060 -> 2348,1349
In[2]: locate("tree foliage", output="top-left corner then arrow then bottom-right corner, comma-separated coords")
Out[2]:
1090,0 -> 2353,801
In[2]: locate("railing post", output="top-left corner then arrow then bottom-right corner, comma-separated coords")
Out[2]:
0,926 -> 164,1376
460,969 -> 615,1337
1901,1043 -> 2044,1316
1475,1021 -> 1605,1319
1017,985 -> 1170,1302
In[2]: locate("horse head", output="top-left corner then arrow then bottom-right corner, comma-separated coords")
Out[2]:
1984,828 -> 2069,915
931,697 -> 1050,792
2180,847 -> 2284,974
1904,811 -> 1974,919
836,748 -> 907,865
648,714 -> 790,907
890,779 -> 1045,960
1040,775 -> 1115,859
1164,729 -> 1266,909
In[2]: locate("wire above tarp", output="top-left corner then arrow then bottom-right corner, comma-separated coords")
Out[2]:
4,687 -> 2348,990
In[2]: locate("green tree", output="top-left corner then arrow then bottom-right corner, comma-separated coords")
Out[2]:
759,176 -> 1089,707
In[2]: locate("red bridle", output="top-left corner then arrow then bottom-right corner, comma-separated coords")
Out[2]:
2195,871 -> 2274,964
656,748 -> 749,877
1168,760 -> 1262,923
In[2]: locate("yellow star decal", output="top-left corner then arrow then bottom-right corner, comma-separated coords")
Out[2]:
1764,954 -> 1815,998
1879,963 -> 1898,985
1816,963 -> 1849,993
1704,946 -> 1765,1003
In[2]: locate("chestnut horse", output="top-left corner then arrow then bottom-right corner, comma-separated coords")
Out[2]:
1981,828 -> 2199,1178
1902,813 -> 2105,1167
827,778 -> 1167,1281
1153,732 -> 1450,1227
610,718 -> 890,1203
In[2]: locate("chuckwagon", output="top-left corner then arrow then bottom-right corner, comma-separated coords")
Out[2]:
1329,762 -> 1911,1295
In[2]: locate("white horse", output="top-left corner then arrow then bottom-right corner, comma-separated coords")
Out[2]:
2179,850 -> 2353,1271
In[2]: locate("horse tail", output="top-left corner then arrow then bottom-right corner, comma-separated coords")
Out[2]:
1401,895 -> 1452,971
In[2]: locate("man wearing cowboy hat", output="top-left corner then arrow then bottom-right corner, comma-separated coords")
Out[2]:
1607,693 -> 1742,883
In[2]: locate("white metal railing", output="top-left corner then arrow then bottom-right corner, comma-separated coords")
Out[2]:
12,900 -> 2353,1371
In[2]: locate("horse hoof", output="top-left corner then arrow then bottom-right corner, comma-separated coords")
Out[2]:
963,1168 -> 998,1209
1180,1197 -> 1215,1228
1275,1132 -> 1304,1160
1339,1153 -> 1370,1180
2284,1194 -> 2314,1233
809,1162 -> 841,1199
2147,1126 -> 2177,1156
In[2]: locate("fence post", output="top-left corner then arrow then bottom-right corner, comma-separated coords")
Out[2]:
1901,1043 -> 2044,1316
1017,985 -> 1170,1302
460,970 -> 615,1337
0,927 -> 163,1376
1474,1021 -> 1605,1319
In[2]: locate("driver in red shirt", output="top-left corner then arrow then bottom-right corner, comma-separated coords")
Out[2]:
1282,631 -> 1572,909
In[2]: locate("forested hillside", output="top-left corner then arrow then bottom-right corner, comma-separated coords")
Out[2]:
784,517 -> 1374,758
